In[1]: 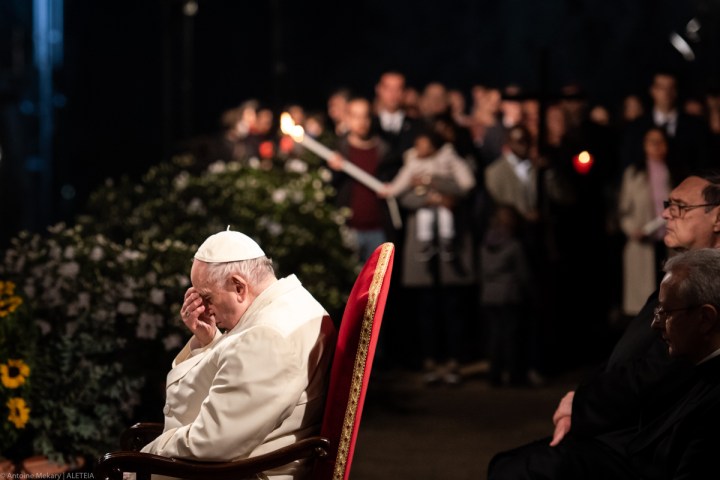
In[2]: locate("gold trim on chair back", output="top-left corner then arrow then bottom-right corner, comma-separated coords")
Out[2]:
317,242 -> 394,480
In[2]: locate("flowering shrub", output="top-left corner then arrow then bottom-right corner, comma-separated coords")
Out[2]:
0,226 -> 194,463
77,154 -> 359,315
0,151 -> 360,464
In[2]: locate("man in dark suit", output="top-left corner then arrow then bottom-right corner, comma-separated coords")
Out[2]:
620,71 -> 710,178
488,169 -> 720,479
371,71 -> 423,170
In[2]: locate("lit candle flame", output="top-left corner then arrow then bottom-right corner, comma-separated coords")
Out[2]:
578,150 -> 591,164
280,112 -> 305,142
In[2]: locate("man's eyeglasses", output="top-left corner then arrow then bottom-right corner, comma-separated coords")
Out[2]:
652,305 -> 700,323
663,200 -> 720,218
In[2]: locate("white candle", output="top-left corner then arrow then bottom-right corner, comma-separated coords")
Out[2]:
281,113 -> 403,229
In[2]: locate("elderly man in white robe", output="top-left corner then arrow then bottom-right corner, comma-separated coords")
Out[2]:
140,229 -> 337,480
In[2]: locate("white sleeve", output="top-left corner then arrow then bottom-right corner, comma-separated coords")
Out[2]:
142,326 -> 304,461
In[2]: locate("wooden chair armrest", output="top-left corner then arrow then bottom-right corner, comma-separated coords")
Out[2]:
120,422 -> 165,451
95,436 -> 330,480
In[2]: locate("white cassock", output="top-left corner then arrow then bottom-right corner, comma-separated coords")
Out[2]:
141,275 -> 336,480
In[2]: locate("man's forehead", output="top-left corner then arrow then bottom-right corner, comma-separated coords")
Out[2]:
671,177 -> 708,202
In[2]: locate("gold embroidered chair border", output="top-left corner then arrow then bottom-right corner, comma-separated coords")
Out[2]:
332,243 -> 393,480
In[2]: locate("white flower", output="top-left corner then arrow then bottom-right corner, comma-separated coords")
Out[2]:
58,261 -> 80,278
208,161 -> 227,174
118,249 -> 143,262
76,292 -> 90,309
248,157 -> 260,169
23,283 -> 36,299
187,198 -> 206,215
65,321 -> 79,336
150,288 -> 165,305
319,167 -> 333,182
35,319 -> 51,335
267,222 -> 283,237
173,171 -> 190,190
67,302 -> 80,317
272,189 -> 288,204
136,312 -> 163,339
89,246 -> 105,261
145,271 -> 158,284
118,301 -> 138,315
63,245 -> 76,259
285,159 -> 308,173
290,191 -> 304,204
49,245 -> 62,260
162,333 -> 183,351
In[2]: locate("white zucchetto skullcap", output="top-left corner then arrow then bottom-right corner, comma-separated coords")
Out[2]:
194,227 -> 265,263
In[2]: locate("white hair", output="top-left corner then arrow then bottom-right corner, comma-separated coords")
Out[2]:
201,256 -> 276,287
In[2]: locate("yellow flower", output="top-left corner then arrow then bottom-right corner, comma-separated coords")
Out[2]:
0,280 -> 22,318
0,359 -> 30,389
6,397 -> 30,429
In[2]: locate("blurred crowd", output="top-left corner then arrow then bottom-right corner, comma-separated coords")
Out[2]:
179,70 -> 720,387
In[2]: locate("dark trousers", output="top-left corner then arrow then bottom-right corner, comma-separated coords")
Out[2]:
488,435 -> 637,480
417,286 -> 463,363
484,304 -> 522,383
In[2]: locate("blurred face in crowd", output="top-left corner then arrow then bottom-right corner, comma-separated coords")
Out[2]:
420,82 -> 449,118
414,135 -> 437,159
663,176 -> 720,251
327,92 -> 348,125
375,72 -> 405,113
650,74 -> 678,112
623,94 -> 644,122
507,126 -> 532,159
345,98 -> 372,139
643,128 -> 668,162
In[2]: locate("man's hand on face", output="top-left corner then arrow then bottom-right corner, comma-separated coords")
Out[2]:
181,287 -> 216,347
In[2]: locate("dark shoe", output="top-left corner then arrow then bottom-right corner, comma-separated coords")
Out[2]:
439,240 -> 455,262
416,241 -> 436,262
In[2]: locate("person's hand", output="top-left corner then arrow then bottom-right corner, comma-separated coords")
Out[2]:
411,174 -> 431,188
327,152 -> 344,171
426,191 -> 443,205
378,183 -> 391,199
549,390 -> 574,447
181,287 -> 216,347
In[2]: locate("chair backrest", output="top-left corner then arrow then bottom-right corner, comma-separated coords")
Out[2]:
311,242 -> 394,480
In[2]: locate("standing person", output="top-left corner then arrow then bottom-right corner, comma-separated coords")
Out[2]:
397,137 -> 477,385
484,125 -> 538,223
371,70 -> 422,166
140,229 -> 336,480
480,204 -> 532,387
618,126 -> 674,317
326,87 -> 352,138
487,170 -> 720,479
621,71 -> 710,175
328,97 -> 395,262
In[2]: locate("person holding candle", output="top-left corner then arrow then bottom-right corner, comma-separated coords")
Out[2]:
328,96 -> 398,262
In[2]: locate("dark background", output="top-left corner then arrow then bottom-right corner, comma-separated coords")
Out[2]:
1,0 -> 720,246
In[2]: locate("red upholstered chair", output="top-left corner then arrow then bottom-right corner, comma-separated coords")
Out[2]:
95,242 -> 395,480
